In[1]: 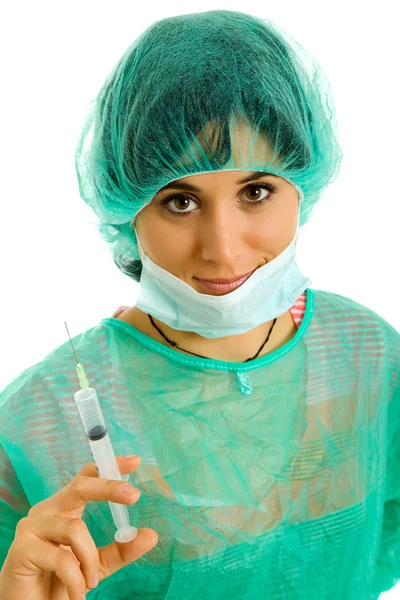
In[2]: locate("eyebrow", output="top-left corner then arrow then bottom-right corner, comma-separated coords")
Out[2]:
157,171 -> 279,194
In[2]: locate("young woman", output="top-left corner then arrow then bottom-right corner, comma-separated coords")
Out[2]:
1,10 -> 399,600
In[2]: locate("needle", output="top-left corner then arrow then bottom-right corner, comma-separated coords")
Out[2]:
64,321 -> 79,364
64,321 -> 90,389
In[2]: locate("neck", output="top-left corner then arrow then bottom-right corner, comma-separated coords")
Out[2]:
117,306 -> 297,362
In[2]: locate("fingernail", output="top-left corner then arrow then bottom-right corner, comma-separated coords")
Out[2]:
125,455 -> 138,459
91,573 -> 99,588
121,484 -> 137,494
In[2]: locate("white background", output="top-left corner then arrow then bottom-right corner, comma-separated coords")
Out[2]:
1,1 -> 399,596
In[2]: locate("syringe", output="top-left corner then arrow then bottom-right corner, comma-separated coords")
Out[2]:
64,322 -> 139,543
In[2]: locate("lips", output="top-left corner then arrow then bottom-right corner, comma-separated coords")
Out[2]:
196,272 -> 252,284
194,270 -> 255,295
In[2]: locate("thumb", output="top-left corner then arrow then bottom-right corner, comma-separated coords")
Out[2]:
112,305 -> 130,318
97,528 -> 158,583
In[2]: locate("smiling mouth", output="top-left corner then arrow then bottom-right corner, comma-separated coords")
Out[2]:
193,270 -> 255,294
196,272 -> 253,284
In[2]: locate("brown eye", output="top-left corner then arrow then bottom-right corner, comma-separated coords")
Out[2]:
161,193 -> 198,217
240,183 -> 276,206
244,185 -> 270,202
160,183 -> 276,219
172,197 -> 191,211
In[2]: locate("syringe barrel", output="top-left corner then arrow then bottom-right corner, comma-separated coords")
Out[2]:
74,387 -> 107,441
88,434 -> 131,532
74,387 -> 137,539
74,387 -> 122,481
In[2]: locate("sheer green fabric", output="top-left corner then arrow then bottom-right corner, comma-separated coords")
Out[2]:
74,9 -> 343,282
1,288 -> 400,598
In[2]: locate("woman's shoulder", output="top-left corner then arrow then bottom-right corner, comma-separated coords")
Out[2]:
312,287 -> 399,334
310,288 -> 400,383
0,321 -> 119,507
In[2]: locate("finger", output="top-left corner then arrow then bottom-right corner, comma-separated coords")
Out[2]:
97,528 -> 158,583
112,305 -> 130,318
28,516 -> 101,592
53,473 -> 141,515
112,306 -> 124,317
30,456 -> 142,518
78,455 -> 141,478
11,536 -> 86,600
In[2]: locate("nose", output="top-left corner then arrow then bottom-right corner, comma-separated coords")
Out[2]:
201,204 -> 242,265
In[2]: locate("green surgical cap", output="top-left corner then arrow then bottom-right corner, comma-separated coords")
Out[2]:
74,10 -> 343,282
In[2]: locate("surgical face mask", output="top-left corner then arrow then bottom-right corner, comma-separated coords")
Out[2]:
133,208 -> 311,339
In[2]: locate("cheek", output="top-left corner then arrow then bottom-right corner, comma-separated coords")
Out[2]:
136,208 -> 172,259
140,219 -> 194,271
251,210 -> 295,253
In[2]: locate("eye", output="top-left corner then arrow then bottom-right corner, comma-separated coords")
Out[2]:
159,182 -> 276,218
241,183 -> 275,205
160,193 -> 198,217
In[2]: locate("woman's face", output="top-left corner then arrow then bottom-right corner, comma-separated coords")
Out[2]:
134,169 -> 299,295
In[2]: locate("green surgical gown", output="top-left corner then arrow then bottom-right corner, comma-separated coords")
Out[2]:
1,288 -> 400,599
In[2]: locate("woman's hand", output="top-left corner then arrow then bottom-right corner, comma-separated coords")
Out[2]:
112,306 -> 130,319
0,455 -> 158,600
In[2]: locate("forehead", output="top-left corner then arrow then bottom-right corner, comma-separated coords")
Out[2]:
157,170 -> 281,194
